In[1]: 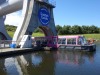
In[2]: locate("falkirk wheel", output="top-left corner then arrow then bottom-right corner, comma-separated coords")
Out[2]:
0,0 -> 57,47
0,0 -> 11,40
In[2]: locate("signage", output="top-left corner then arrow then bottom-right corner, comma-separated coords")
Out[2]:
38,7 -> 50,26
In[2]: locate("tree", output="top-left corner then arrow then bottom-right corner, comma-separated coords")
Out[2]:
62,25 -> 71,34
99,28 -> 100,33
89,25 -> 99,33
81,25 -> 89,34
34,28 -> 43,33
5,25 -> 17,32
71,25 -> 82,34
56,25 -> 62,34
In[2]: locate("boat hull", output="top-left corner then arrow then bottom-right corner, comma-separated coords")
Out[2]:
58,44 -> 96,51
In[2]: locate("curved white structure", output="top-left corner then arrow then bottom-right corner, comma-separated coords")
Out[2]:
0,0 -> 23,16
0,0 -> 11,40
0,0 -> 57,48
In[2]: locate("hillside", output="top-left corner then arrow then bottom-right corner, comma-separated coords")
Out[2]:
5,25 -> 100,40
5,25 -> 17,32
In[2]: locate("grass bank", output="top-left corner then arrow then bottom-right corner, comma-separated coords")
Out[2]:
82,34 -> 100,40
7,31 -> 14,38
7,31 -> 44,38
32,33 -> 44,37
7,31 -> 100,40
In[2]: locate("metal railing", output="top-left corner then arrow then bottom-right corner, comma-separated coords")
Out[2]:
0,38 -> 58,48
0,40 -> 23,48
49,0 -> 56,6
0,40 -> 12,48
0,40 -> 37,48
38,0 -> 56,6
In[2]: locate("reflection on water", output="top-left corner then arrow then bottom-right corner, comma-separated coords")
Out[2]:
0,52 -> 55,75
55,51 -> 95,65
0,44 -> 100,75
32,54 -> 42,66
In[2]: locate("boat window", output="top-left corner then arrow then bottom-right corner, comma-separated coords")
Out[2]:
58,39 -> 62,44
83,37 -> 87,44
58,38 -> 66,44
53,38 -> 57,44
78,38 -> 82,45
67,38 -> 76,45
78,36 -> 87,45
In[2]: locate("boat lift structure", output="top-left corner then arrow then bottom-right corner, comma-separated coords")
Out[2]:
0,0 -> 57,48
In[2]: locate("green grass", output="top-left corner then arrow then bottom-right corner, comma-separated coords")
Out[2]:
7,31 -> 100,40
32,32 -> 44,37
7,31 -> 44,37
7,31 -> 15,38
82,34 -> 100,40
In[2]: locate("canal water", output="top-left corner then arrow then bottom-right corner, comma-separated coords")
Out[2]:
0,43 -> 100,75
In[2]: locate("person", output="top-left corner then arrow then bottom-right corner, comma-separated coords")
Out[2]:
88,38 -> 94,44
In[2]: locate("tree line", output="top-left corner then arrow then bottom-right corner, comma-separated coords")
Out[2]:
5,25 -> 17,32
5,24 -> 100,35
56,25 -> 100,35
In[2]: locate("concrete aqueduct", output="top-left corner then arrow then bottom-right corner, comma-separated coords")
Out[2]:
0,0 -> 57,48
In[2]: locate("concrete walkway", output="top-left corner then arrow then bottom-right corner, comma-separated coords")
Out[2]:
0,47 -> 39,57
0,46 -> 54,57
0,48 -> 32,53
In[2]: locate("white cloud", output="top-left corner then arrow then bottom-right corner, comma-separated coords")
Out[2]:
4,11 -> 22,26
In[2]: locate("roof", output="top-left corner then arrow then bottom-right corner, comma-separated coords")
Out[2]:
58,35 -> 84,38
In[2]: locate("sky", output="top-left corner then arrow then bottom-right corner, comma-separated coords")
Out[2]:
5,0 -> 100,27
5,11 -> 22,26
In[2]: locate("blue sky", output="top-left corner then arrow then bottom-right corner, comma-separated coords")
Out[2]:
54,0 -> 100,27
5,0 -> 100,27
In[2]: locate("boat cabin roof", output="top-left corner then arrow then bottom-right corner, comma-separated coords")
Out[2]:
32,35 -> 85,40
58,35 -> 84,39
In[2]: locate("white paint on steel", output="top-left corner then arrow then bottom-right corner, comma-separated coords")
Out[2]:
12,0 -> 29,44
0,0 -> 23,16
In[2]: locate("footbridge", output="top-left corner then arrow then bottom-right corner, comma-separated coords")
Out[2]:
0,0 -> 57,48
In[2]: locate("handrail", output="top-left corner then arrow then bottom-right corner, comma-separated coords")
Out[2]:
49,0 -> 56,6
0,40 -> 35,48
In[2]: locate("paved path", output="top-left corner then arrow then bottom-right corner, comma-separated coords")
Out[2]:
0,47 -> 53,57
0,48 -> 32,53
0,48 -> 35,57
